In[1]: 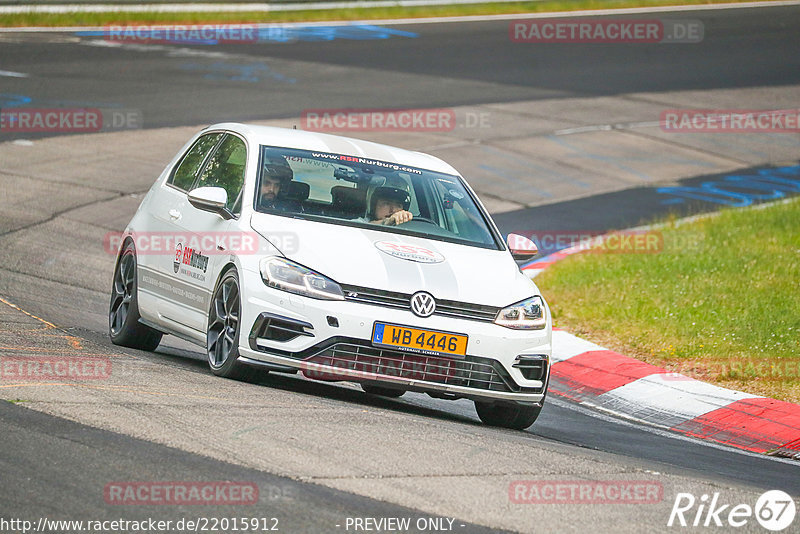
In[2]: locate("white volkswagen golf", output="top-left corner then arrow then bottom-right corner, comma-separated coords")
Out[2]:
109,123 -> 551,429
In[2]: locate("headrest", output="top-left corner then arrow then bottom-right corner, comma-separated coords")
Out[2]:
284,181 -> 310,201
330,186 -> 366,210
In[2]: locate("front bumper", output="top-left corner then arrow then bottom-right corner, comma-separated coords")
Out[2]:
237,268 -> 551,404
238,347 -> 547,404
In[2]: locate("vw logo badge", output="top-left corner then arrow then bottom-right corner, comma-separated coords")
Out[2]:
410,291 -> 436,318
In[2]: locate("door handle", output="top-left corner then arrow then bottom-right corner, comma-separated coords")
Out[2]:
168,209 -> 182,220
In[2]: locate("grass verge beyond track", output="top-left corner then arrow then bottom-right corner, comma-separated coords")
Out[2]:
0,0 -> 786,27
537,198 -> 800,403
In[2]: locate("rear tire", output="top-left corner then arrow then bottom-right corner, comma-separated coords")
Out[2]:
361,384 -> 405,398
207,269 -> 258,381
108,242 -> 163,351
474,400 -> 543,430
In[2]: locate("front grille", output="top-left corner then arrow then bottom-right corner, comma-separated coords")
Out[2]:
341,286 -> 409,309
340,284 -> 500,323
302,341 -> 538,393
436,298 -> 499,322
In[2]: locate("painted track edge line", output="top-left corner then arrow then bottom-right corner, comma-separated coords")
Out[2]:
1,0 -> 799,31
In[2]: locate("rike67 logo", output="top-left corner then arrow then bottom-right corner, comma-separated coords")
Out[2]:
668,490 -> 796,531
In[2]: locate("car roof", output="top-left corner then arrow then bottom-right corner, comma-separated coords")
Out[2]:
204,122 -> 460,176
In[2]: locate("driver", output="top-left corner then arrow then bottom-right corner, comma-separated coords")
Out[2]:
258,154 -> 294,210
365,176 -> 414,226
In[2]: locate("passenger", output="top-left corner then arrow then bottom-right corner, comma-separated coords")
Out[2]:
258,155 -> 294,210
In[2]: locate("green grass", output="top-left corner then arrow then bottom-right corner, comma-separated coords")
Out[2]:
0,0 -> 784,27
537,198 -> 800,403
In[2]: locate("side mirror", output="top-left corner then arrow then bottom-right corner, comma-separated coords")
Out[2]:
507,233 -> 539,261
188,187 -> 233,220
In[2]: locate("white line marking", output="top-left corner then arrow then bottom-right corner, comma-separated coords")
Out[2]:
0,0 -> 798,30
367,0 -> 800,25
555,125 -> 614,135
3,0 -> 534,14
0,69 -> 28,78
555,120 -> 688,135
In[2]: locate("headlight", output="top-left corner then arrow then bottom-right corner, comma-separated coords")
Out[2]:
259,257 -> 344,300
494,296 -> 547,330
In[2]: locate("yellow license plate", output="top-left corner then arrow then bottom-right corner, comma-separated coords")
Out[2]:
371,322 -> 468,357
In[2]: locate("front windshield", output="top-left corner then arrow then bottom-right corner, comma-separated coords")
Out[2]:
254,145 -> 502,250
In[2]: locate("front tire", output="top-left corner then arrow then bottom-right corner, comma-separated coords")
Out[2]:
207,269 -> 258,381
474,400 -> 543,430
109,242 -> 163,351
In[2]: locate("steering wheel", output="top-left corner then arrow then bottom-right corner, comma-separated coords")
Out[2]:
407,216 -> 437,225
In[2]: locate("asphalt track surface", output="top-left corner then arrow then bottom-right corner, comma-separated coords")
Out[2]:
0,7 -> 798,131
0,400 -> 501,533
1,4 -> 800,533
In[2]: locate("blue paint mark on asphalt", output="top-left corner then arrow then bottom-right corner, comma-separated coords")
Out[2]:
0,93 -> 123,109
0,94 -> 32,108
75,24 -> 417,45
657,165 -> 800,206
261,24 -> 417,42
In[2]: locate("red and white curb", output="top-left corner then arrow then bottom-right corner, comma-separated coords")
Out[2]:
525,243 -> 800,459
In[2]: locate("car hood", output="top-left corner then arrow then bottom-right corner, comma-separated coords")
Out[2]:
250,213 -> 538,307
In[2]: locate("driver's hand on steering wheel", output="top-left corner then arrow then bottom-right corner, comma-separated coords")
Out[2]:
381,210 -> 413,226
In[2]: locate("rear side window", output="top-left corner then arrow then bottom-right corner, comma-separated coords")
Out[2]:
194,134 -> 247,213
168,133 -> 223,191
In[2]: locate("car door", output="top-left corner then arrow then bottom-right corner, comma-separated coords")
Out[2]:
160,132 -> 249,333
136,131 -> 224,332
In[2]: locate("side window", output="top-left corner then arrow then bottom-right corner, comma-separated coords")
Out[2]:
168,133 -> 223,191
194,134 -> 247,213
